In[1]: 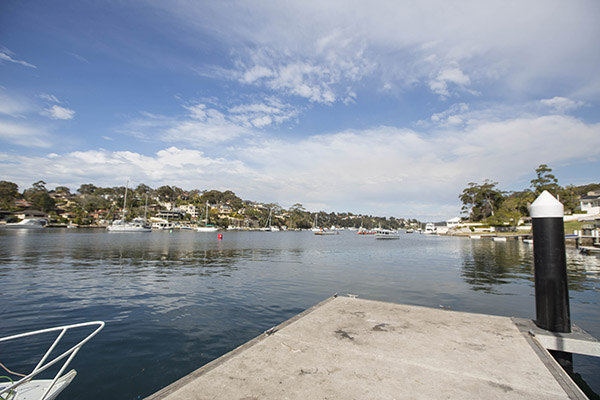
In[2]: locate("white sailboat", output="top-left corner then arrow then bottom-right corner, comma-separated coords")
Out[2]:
310,214 -> 321,232
262,209 -> 279,231
107,182 -> 151,232
196,202 -> 218,232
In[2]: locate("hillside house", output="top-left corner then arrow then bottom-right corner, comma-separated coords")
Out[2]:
579,192 -> 600,215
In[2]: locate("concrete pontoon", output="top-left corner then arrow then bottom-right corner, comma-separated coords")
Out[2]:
147,296 -> 597,400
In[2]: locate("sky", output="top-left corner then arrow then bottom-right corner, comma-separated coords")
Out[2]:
1,0 -> 599,221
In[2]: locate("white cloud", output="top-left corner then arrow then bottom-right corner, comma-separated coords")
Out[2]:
184,103 -> 208,120
124,99 -> 300,145
241,65 -> 274,84
0,50 -> 37,69
3,110 -> 599,220
429,103 -> 469,125
227,98 -> 299,128
39,94 -> 62,104
41,105 -> 75,120
150,0 -> 600,102
0,120 -> 52,147
122,103 -> 255,146
0,147 -> 253,193
0,92 -> 32,117
429,67 -> 471,97
540,97 -> 584,113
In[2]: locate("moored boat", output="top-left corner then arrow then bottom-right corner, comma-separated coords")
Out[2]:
107,182 -> 151,232
423,223 -> 437,234
357,227 -> 375,235
314,228 -> 339,235
196,202 -> 218,232
107,217 -> 152,232
375,229 -> 400,239
0,321 -> 104,400
1,218 -> 47,229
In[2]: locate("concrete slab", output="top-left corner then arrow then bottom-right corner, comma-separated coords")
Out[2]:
147,296 -> 587,400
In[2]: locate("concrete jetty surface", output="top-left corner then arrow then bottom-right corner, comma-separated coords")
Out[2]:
147,296 -> 588,399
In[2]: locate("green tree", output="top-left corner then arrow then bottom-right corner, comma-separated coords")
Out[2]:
201,190 -> 223,205
54,186 -> 71,195
24,181 -> 55,212
156,185 -> 176,202
78,184 -> 98,195
0,180 -> 19,209
486,197 -> 521,227
135,183 -> 153,196
459,180 -> 504,221
558,185 -> 578,214
530,164 -> 560,196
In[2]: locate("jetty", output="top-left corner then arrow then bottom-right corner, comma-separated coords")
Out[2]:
146,295 -> 598,400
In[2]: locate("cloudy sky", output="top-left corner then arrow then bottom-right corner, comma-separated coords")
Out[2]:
1,0 -> 599,220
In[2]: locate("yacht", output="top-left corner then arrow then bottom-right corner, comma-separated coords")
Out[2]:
262,208 -> 279,231
424,223 -> 437,234
107,182 -> 151,232
310,214 -> 321,232
357,226 -> 375,235
196,202 -> 218,232
107,217 -> 152,232
1,218 -> 47,229
375,229 -> 400,240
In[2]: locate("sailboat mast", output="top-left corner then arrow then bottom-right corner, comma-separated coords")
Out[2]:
205,201 -> 209,227
122,181 -> 129,220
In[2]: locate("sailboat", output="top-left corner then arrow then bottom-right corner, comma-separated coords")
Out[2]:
310,214 -> 321,232
262,209 -> 279,232
196,202 -> 218,232
107,182 -> 151,232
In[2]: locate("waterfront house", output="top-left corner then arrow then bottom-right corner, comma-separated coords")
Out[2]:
178,204 -> 198,218
14,210 -> 48,220
578,192 -> 600,215
446,217 -> 461,228
157,210 -> 184,220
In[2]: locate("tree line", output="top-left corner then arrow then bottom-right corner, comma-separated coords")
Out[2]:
459,164 -> 599,226
0,180 -> 411,229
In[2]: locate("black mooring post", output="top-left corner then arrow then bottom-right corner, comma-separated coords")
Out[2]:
530,190 -> 572,371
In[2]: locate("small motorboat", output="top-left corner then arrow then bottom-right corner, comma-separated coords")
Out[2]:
375,229 -> 400,240
1,219 -> 47,229
0,321 -> 104,400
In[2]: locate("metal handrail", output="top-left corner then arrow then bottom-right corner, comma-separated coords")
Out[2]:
0,321 -> 104,400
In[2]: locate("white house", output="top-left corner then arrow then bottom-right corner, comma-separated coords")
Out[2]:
579,192 -> 600,215
178,204 -> 198,218
446,217 -> 461,228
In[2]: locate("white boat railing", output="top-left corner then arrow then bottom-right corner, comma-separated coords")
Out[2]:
0,321 -> 104,400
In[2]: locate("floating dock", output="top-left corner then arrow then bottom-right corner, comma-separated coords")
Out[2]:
147,296 -> 598,400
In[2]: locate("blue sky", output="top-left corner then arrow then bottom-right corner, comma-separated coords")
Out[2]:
1,0 -> 599,220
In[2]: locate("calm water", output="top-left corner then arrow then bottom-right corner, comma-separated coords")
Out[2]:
1,229 -> 599,398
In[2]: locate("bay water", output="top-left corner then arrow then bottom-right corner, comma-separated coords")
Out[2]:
1,229 -> 598,398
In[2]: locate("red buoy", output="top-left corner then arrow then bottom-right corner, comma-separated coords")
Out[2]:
218,233 -> 223,240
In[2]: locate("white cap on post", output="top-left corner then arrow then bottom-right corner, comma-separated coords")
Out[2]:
530,190 -> 564,218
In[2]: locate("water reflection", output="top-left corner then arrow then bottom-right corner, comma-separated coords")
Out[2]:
461,240 -> 533,293
461,238 -> 600,294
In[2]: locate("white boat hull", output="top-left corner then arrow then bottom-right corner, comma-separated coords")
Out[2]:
375,229 -> 400,239
0,370 -> 77,400
1,219 -> 46,229
196,226 -> 218,232
107,218 -> 152,232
